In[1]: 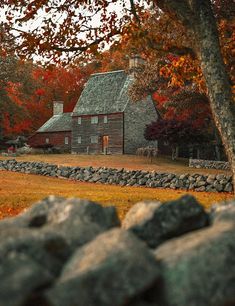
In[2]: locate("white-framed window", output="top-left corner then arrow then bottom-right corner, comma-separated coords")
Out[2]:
78,117 -> 82,124
104,115 -> 108,123
91,116 -> 98,124
65,137 -> 69,145
77,136 -> 82,144
45,138 -> 49,144
90,135 -> 98,144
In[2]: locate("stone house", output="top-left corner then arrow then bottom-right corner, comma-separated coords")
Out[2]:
29,57 -> 159,154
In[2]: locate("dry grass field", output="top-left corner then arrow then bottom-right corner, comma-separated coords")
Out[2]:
0,171 -> 233,221
0,154 -> 231,175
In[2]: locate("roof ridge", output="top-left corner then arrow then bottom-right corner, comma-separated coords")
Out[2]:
91,70 -> 125,76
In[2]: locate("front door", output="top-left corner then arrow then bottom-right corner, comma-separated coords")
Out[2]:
102,136 -> 109,154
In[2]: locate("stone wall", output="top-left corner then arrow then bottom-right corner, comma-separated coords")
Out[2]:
0,194 -> 234,306
189,158 -> 230,170
0,159 -> 233,192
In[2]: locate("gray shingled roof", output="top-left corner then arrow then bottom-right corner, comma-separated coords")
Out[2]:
37,112 -> 72,133
73,70 -> 133,115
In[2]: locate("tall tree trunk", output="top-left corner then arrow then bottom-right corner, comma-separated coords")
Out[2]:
214,128 -> 222,161
155,0 -> 235,192
192,0 -> 235,191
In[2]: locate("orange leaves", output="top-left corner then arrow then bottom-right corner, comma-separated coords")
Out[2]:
159,55 -> 206,91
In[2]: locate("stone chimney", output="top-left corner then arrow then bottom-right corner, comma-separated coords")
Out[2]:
53,101 -> 63,116
129,54 -> 145,76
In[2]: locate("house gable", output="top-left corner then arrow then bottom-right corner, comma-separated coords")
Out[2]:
37,112 -> 72,133
72,70 -> 128,116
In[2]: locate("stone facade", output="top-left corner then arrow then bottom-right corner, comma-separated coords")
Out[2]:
124,96 -> 158,154
53,101 -> 64,115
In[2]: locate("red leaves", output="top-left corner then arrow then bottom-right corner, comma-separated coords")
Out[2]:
145,119 -> 210,146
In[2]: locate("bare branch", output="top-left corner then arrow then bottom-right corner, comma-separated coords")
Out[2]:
129,0 -> 141,24
52,30 -> 121,53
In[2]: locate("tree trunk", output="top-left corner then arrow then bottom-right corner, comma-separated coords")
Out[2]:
155,0 -> 235,192
192,0 -> 235,191
214,128 -> 222,161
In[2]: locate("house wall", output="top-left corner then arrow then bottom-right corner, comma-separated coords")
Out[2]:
28,131 -> 71,152
124,96 -> 158,154
71,113 -> 124,154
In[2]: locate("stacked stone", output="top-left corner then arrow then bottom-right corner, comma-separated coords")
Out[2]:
0,195 -> 234,306
0,159 -> 233,192
189,158 -> 230,170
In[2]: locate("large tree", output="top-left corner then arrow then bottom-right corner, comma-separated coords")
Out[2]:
0,0 -> 234,186
153,0 -> 235,187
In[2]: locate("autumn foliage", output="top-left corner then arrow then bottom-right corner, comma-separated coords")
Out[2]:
0,1 -> 233,154
0,58 -> 92,139
145,119 -> 209,146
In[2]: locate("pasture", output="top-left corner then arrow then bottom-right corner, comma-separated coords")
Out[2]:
0,170 -> 233,221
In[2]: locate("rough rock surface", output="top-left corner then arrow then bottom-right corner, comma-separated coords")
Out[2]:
189,158 -> 230,170
122,195 -> 210,248
46,229 -> 162,306
154,218 -> 235,306
0,159 -> 233,192
210,200 -> 235,223
0,196 -> 120,251
0,195 -> 234,306
0,253 -> 54,306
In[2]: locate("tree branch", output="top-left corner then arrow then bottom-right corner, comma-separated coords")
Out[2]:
156,0 -> 195,28
129,0 -> 141,24
52,30 -> 121,53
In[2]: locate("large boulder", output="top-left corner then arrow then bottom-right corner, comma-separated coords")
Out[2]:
122,195 -> 209,248
154,218 -> 235,306
45,229 -> 162,306
0,196 -> 120,251
210,200 -> 235,223
0,253 -> 54,306
0,228 -> 70,276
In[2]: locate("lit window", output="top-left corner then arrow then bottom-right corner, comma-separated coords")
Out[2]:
104,115 -> 108,123
78,117 -> 81,124
45,138 -> 49,144
91,116 -> 98,124
90,135 -> 98,144
77,136 -> 82,144
65,137 -> 69,145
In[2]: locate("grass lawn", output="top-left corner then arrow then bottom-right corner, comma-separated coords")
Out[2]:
0,154 -> 231,175
0,171 -> 233,221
